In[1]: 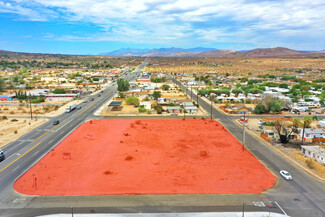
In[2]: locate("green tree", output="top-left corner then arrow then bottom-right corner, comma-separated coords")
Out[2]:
303,116 -> 312,128
232,89 -> 243,96
198,89 -> 209,96
117,78 -> 129,91
52,89 -> 66,94
161,84 -> 170,90
125,95 -> 139,106
0,79 -> 4,92
153,91 -> 162,100
269,100 -> 281,113
253,103 -> 267,114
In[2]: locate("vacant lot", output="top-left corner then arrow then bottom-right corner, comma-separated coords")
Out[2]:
15,119 -> 275,195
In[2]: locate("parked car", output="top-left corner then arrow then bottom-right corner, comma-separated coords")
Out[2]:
53,120 -> 60,125
0,149 -> 5,162
240,117 -> 248,122
284,115 -> 292,118
258,120 -> 266,125
280,170 -> 292,180
171,113 -> 178,116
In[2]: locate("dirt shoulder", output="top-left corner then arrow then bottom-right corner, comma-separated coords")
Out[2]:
0,117 -> 48,148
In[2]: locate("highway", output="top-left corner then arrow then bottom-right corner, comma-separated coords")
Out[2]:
0,58 -> 148,216
169,75 -> 325,217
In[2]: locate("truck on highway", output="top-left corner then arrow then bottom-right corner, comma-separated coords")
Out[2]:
65,103 -> 77,113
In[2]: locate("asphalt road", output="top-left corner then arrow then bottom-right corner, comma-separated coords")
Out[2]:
169,75 -> 325,217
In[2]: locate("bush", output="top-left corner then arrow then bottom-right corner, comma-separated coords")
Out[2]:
14,130 -> 18,134
264,122 -> 275,126
138,107 -> 146,113
11,119 -> 18,122
125,95 -> 139,106
254,103 -> 267,114
146,110 -> 152,114
2,115 -> 8,119
306,158 -> 314,169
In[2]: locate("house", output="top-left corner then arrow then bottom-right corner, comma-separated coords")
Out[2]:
181,102 -> 198,114
0,94 -> 15,101
139,101 -> 151,110
158,98 -> 167,104
184,106 -> 198,114
167,106 -> 181,113
301,145 -> 325,164
299,128 -> 325,139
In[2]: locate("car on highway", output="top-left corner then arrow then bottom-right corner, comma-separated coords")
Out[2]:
280,170 -> 292,180
98,94 -> 101,97
90,98 -> 94,101
53,120 -> 60,125
83,100 -> 88,103
0,149 -> 5,162
77,106 -> 81,109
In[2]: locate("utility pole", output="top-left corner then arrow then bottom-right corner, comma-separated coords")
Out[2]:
210,96 -> 213,119
29,94 -> 33,120
242,202 -> 245,217
191,84 -> 193,100
242,112 -> 246,150
302,121 -> 306,145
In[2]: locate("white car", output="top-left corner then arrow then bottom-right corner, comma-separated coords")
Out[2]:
280,170 -> 292,180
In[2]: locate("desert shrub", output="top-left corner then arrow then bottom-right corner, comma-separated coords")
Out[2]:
138,107 -> 146,113
146,110 -> 152,114
306,158 -> 314,169
2,115 -> 8,119
14,130 -> 18,134
11,119 -> 18,122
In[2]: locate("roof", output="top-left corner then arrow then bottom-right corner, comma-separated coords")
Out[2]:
140,101 -> 151,105
167,106 -> 181,110
304,128 -> 325,134
301,146 -> 325,156
108,101 -> 123,107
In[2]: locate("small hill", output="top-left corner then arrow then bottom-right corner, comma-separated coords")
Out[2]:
228,47 -> 301,57
198,50 -> 236,57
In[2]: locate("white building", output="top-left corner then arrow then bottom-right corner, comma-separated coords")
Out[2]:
301,145 -> 325,164
139,101 -> 151,109
299,128 -> 325,139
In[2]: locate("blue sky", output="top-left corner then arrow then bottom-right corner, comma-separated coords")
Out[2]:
0,0 -> 325,54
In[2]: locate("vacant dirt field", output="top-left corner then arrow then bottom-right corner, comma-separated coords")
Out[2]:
0,118 -> 48,148
14,119 -> 275,195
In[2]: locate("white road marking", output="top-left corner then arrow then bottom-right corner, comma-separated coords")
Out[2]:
12,165 -> 20,171
55,119 -> 73,132
275,201 -> 288,216
32,151 -> 39,157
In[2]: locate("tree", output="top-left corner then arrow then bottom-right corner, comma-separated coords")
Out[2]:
232,88 -> 243,96
152,91 -> 161,100
303,116 -> 312,128
269,100 -> 282,113
198,89 -> 209,96
117,78 -> 129,91
52,88 -> 66,94
0,79 -> 4,93
161,84 -> 170,90
275,120 -> 295,144
125,95 -> 139,106
253,103 -> 267,114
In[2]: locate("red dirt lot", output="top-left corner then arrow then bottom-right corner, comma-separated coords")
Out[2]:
14,119 -> 275,195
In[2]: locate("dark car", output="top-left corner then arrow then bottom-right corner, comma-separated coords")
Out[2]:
53,120 -> 60,125
83,100 -> 88,103
0,149 -> 5,162
90,98 -> 94,101
101,91 -> 104,93
98,94 -> 101,97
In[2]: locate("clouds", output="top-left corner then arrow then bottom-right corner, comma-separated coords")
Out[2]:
1,0 -> 325,49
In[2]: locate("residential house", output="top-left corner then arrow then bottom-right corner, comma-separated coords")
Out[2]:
299,128 -> 325,139
301,145 -> 325,164
139,101 -> 151,110
167,106 -> 181,113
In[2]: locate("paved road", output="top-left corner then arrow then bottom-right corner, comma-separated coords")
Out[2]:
169,75 -> 325,217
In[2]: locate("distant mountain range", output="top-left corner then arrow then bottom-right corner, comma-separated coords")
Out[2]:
100,47 -> 325,57
1,47 -> 325,58
99,47 -> 217,56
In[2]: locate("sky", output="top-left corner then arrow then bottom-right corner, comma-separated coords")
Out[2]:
0,0 -> 325,54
